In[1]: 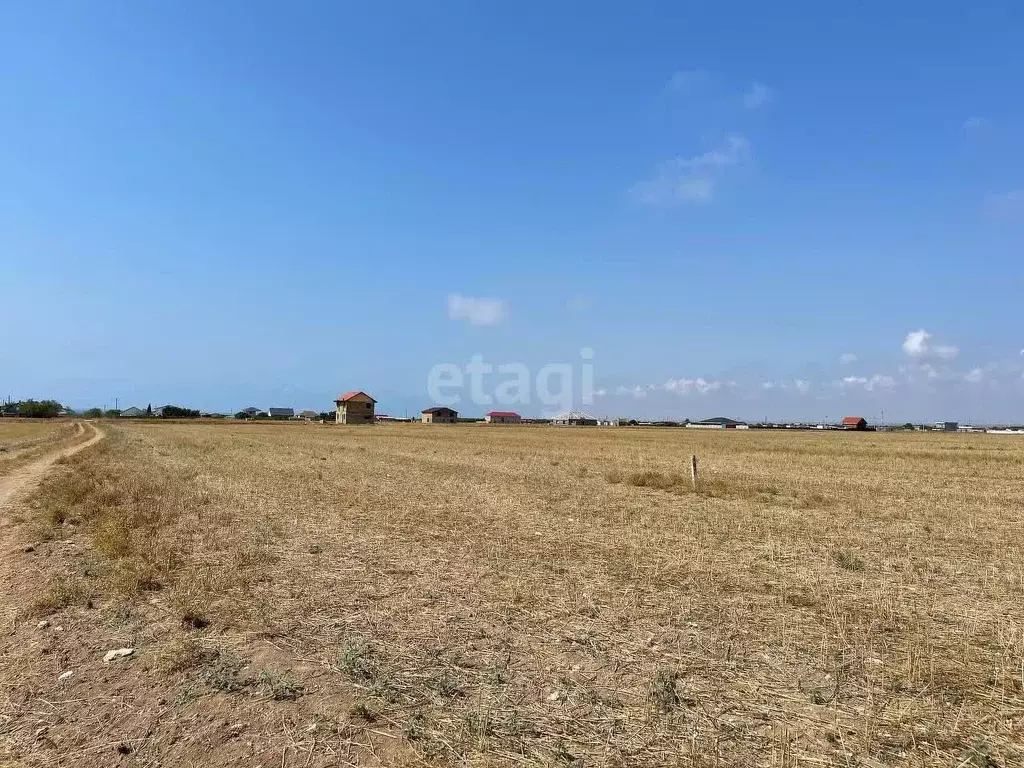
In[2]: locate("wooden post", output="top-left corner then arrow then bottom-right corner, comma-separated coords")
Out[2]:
691,455 -> 698,490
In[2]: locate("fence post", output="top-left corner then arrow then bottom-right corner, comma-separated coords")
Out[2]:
691,455 -> 698,490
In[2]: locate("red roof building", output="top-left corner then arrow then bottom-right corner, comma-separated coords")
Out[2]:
334,391 -> 376,424
485,410 -> 521,424
336,391 -> 376,403
841,416 -> 868,430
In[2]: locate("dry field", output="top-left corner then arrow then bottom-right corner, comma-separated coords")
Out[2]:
1,421 -> 1023,767
0,420 -> 82,478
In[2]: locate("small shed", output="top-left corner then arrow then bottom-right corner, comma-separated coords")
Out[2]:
268,407 -> 294,419
841,416 -> 868,431
421,406 -> 458,424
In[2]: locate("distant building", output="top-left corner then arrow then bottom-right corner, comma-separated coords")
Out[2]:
421,406 -> 458,424
935,421 -> 959,432
267,407 -> 294,419
687,416 -> 748,430
299,410 -> 319,421
552,411 -> 597,426
151,406 -> 166,418
485,411 -> 521,424
336,391 -> 376,424
841,416 -> 868,431
120,406 -> 144,418
240,407 -> 261,418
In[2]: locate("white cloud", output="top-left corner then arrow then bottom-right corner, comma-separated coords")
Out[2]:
963,116 -> 990,137
793,379 -> 810,393
839,352 -> 857,365
840,374 -> 896,392
667,69 -> 711,93
983,190 -> 1024,221
664,377 -> 725,395
633,135 -> 751,205
902,329 -> 959,360
743,81 -> 774,109
964,367 -> 984,384
616,385 -> 649,399
447,294 -> 508,326
761,381 -> 775,390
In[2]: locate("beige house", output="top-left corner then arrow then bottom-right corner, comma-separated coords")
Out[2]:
421,406 -> 458,424
335,391 -> 376,424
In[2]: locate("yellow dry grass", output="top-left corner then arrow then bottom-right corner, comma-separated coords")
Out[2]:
3,421 -> 1023,767
0,419 -> 79,477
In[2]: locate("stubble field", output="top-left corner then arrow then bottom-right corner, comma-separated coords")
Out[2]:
1,421 -> 1023,767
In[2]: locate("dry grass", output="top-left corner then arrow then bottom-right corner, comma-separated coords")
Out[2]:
2,421 -> 1024,766
0,419 -> 80,476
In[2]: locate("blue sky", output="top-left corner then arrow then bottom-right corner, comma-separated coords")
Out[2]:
1,1 -> 1022,422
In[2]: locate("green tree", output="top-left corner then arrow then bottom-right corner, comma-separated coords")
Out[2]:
83,407 -> 104,418
105,409 -> 121,418
16,399 -> 65,418
160,405 -> 200,419
146,403 -> 153,417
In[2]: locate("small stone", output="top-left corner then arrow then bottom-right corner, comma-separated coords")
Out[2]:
23,544 -> 35,553
58,671 -> 74,682
103,648 -> 135,663
37,620 -> 49,629
547,691 -> 560,701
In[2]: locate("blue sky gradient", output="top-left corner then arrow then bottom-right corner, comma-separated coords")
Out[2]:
2,2 -> 1022,422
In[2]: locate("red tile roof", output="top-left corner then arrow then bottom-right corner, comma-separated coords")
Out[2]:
842,416 -> 866,425
487,411 -> 521,418
336,391 -> 376,403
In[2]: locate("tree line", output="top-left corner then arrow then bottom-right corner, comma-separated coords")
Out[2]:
2,400 -> 202,419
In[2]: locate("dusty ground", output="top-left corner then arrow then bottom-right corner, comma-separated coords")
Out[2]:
1,421 -> 1022,767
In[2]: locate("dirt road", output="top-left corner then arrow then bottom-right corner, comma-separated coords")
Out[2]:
0,422 -> 104,512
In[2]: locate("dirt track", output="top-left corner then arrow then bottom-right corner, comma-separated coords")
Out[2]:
0,422 -> 104,512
